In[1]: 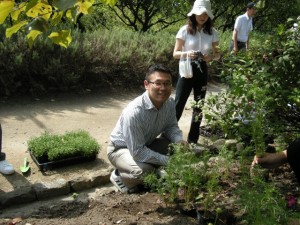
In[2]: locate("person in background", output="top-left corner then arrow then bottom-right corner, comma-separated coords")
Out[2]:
0,124 -> 15,175
230,2 -> 257,54
107,64 -> 188,193
252,138 -> 300,184
173,0 -> 220,144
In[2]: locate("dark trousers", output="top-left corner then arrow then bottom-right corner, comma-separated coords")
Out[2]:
175,61 -> 208,143
229,40 -> 246,53
287,138 -> 300,184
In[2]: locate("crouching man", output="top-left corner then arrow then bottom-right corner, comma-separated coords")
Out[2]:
107,64 -> 187,193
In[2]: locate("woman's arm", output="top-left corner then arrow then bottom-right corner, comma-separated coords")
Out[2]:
173,38 -> 198,60
173,38 -> 185,59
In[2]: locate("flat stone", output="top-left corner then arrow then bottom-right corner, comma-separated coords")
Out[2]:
213,139 -> 226,150
69,169 -> 111,192
33,178 -> 70,200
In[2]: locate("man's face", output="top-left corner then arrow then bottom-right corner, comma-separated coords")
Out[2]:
248,7 -> 256,17
144,71 -> 172,109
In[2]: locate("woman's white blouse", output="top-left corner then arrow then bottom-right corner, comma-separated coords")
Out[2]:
176,24 -> 218,55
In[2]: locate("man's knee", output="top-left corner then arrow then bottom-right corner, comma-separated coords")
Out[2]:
129,166 -> 144,179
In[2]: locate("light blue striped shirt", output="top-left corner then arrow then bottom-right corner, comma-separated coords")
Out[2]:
110,91 -> 183,166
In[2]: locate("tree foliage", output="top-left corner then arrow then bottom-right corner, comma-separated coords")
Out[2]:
108,0 -> 192,32
88,0 -> 300,33
0,0 -> 117,47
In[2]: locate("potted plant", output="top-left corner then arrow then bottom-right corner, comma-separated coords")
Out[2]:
28,130 -> 100,171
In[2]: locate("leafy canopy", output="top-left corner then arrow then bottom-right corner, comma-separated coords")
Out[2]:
0,0 -> 117,48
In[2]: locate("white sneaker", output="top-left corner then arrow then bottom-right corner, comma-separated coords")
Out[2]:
110,169 -> 129,193
0,160 -> 15,175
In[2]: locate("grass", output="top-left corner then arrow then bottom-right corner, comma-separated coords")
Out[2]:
27,130 -> 100,162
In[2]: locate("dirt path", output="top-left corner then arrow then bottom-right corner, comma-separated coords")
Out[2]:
0,90 -> 141,191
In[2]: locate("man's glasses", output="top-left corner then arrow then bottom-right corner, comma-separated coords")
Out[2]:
148,81 -> 172,88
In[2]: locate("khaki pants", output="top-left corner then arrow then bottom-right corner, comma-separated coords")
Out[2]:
107,137 -> 170,189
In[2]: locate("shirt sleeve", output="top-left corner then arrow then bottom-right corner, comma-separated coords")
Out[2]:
176,25 -> 187,40
122,107 -> 169,166
234,16 -> 241,31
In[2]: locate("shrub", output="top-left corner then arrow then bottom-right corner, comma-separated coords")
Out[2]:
0,27 -> 175,98
202,18 -> 300,148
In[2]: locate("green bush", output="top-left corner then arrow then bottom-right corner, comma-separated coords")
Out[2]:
27,130 -> 100,162
0,27 -> 176,98
202,18 -> 300,147
0,23 -> 259,98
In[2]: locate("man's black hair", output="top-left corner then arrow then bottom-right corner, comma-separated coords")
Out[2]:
145,64 -> 172,80
247,2 -> 256,9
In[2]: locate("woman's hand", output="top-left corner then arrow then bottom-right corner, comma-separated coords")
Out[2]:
188,50 -> 198,60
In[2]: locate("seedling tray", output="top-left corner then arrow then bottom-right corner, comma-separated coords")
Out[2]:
29,150 -> 96,172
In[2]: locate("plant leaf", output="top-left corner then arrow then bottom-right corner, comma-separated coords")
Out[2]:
0,0 -> 14,24
27,17 -> 49,32
25,0 -> 39,14
11,2 -> 26,21
75,1 -> 93,14
26,2 -> 52,20
50,11 -> 63,25
100,0 -> 118,7
27,30 -> 42,48
6,20 -> 28,38
48,30 -> 72,48
53,0 -> 77,11
66,8 -> 80,23
277,24 -> 285,35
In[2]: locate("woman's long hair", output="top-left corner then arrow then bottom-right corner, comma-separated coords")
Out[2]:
187,15 -> 213,35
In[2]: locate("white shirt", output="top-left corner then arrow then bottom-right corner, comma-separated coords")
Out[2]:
176,25 -> 219,55
233,12 -> 253,42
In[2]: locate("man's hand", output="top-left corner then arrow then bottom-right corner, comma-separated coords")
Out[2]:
233,47 -> 238,55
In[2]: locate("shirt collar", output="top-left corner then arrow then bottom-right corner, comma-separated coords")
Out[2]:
245,12 -> 251,20
143,91 -> 156,110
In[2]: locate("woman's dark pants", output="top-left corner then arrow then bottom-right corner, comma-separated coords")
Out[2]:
175,61 -> 208,143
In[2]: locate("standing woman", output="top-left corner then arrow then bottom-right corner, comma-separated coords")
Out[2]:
173,0 -> 220,144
